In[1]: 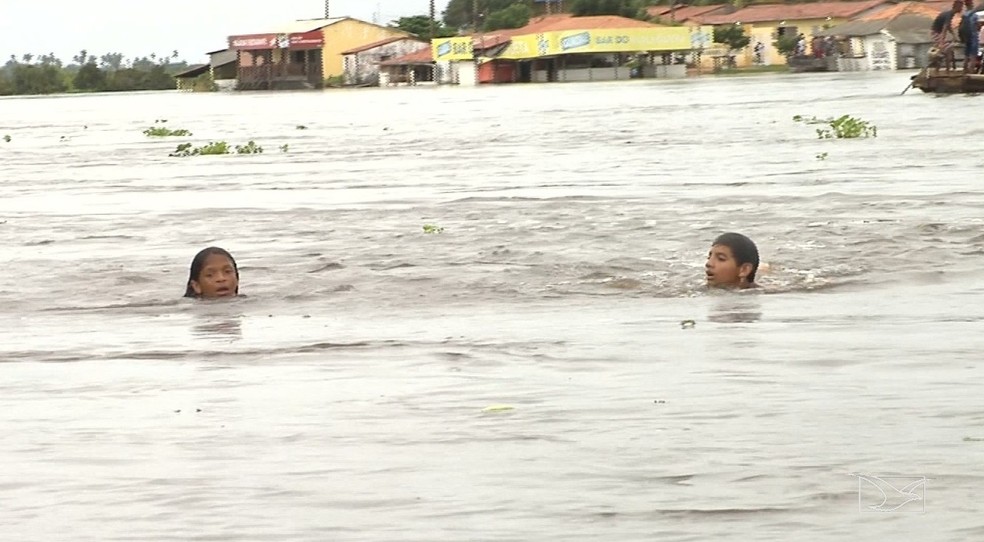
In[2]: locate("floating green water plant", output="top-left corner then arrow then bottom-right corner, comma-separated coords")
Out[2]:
144,119 -> 192,137
3,135 -> 10,143
168,140 -> 269,157
279,144 -> 289,153
794,114 -> 877,139
422,224 -> 444,234
816,152 -> 828,161
169,141 -> 231,157
235,141 -> 263,154
144,126 -> 192,137
296,125 -> 308,130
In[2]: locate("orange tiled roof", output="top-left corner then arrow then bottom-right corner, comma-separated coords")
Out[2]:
647,5 -> 733,22
855,1 -> 940,20
919,0 -> 956,11
699,0 -> 893,25
469,14 -> 661,45
379,48 -> 433,66
341,36 -> 422,55
534,14 -> 662,31
479,14 -> 660,37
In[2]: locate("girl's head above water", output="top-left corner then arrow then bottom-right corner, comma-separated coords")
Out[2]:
705,233 -> 759,289
184,247 -> 239,299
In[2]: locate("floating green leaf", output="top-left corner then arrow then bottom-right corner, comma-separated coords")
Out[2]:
422,224 -> 444,234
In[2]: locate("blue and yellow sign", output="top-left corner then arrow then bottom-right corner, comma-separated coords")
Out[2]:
432,37 -> 473,61
499,26 -> 714,59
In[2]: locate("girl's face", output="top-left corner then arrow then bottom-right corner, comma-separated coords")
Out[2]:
191,253 -> 239,299
705,244 -> 751,288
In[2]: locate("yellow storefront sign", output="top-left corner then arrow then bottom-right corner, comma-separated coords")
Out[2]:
432,37 -> 473,61
499,26 -> 714,59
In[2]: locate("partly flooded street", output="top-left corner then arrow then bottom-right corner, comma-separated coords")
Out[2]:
1,71 -> 982,540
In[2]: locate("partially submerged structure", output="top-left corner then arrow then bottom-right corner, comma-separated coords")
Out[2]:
342,37 -> 429,86
818,2 -> 938,70
415,14 -> 714,85
227,18 -> 412,90
174,49 -> 237,91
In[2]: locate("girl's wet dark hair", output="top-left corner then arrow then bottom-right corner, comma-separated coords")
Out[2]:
184,247 -> 239,298
713,233 -> 759,283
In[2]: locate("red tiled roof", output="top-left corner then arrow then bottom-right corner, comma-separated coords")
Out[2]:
341,36 -> 422,55
856,1 -> 939,20
531,14 -> 662,31
485,14 -> 661,36
472,34 -> 512,50
699,0 -> 893,25
919,0 -> 955,12
379,48 -> 433,66
647,5 -> 733,22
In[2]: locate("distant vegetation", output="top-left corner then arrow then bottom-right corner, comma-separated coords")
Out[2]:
0,50 -> 189,96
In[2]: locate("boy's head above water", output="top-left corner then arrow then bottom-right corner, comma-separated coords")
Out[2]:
706,233 -> 759,289
185,247 -> 239,299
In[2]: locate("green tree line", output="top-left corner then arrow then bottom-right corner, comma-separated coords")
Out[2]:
0,50 -> 190,96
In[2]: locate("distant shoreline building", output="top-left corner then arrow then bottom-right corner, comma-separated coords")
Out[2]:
225,17 -> 412,90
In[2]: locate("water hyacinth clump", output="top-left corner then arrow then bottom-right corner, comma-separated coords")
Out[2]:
169,141 -> 230,157
143,119 -> 192,137
235,141 -> 263,154
793,114 -> 877,139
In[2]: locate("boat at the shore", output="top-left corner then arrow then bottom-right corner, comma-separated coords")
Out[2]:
910,67 -> 984,94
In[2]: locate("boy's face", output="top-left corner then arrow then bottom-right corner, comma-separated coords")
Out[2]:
191,253 -> 239,299
705,244 -> 752,288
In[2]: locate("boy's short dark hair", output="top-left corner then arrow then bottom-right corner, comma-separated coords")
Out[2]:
713,233 -> 760,282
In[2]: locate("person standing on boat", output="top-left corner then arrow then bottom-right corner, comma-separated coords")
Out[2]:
931,1 -> 964,71
978,18 -> 984,72
959,0 -> 981,73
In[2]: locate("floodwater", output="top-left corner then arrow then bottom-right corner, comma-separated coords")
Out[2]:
1,71 -> 982,540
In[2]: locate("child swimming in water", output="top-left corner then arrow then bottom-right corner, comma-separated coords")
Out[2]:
184,247 -> 240,299
705,233 -> 759,289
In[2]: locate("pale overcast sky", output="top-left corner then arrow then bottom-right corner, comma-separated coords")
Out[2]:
0,0 -> 452,64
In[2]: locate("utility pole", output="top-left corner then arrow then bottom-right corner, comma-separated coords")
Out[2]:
430,0 -> 436,38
